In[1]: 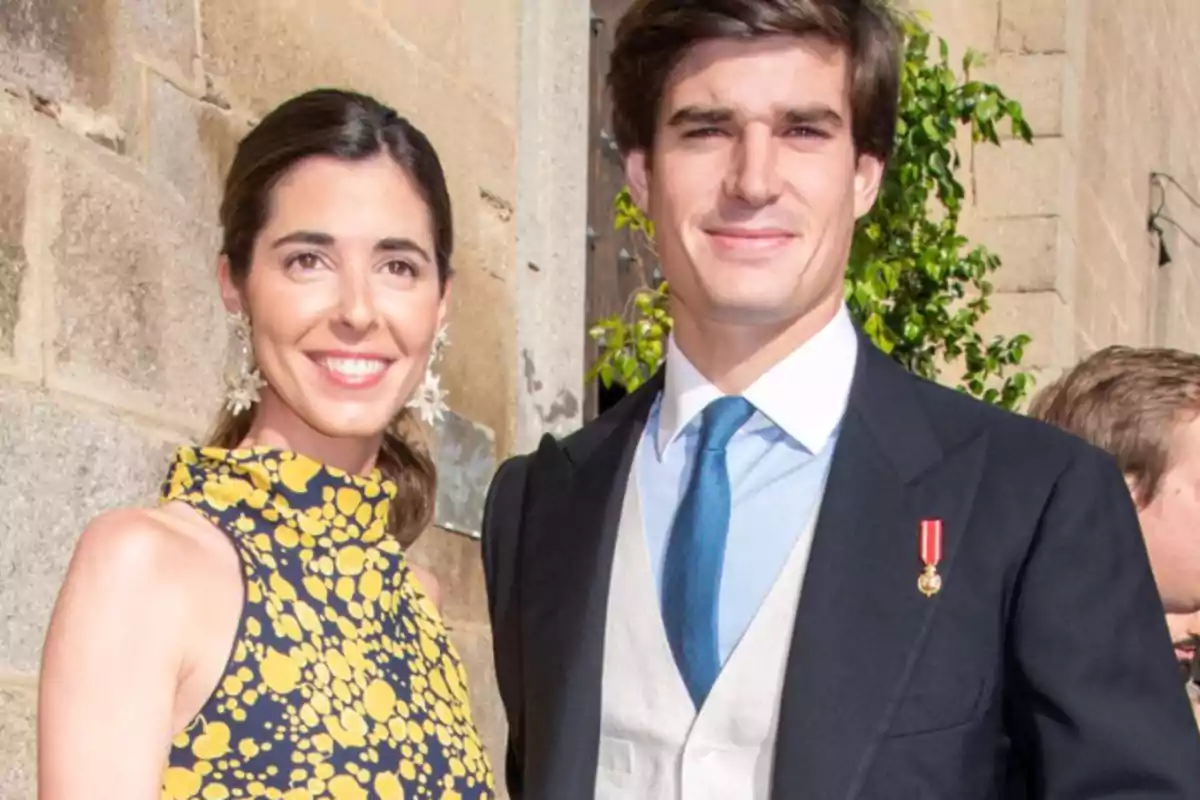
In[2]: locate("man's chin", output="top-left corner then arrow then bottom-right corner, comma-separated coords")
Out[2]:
699,289 -> 837,330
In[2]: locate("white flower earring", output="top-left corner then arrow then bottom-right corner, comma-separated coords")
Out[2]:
408,323 -> 450,425
223,310 -> 266,415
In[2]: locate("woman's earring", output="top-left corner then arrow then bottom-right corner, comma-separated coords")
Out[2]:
407,323 -> 449,426
223,310 -> 266,415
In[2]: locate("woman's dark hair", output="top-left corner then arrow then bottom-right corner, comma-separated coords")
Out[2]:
210,88 -> 452,547
608,0 -> 902,161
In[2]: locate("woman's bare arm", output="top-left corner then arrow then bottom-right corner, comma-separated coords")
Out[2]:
410,563 -> 443,613
39,509 -> 192,799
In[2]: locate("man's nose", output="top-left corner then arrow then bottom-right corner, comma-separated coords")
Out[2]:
724,124 -> 783,206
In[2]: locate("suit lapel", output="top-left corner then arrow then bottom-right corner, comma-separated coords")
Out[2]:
519,375 -> 661,799
771,340 -> 988,800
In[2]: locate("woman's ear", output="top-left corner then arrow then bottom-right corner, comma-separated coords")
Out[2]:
217,256 -> 243,314
437,275 -> 452,329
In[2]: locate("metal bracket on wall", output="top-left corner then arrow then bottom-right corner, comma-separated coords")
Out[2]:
1148,171 -> 1200,267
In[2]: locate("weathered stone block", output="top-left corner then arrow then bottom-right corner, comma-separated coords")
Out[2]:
0,135 -> 29,361
0,137 -> 27,244
465,112 -> 518,209
380,0 -> 463,68
1000,0 -> 1068,54
438,242 -> 516,456
979,290 -> 1073,369
201,0 -> 419,120
974,137 -> 1070,219
977,54 -> 1066,138
54,165 -> 163,388
119,0 -> 198,82
51,150 -> 224,426
432,409 -> 496,539
0,251 -> 24,363
142,72 -> 247,216
914,0 -> 1000,57
969,215 -> 1062,293
0,382 -> 179,672
408,526 -> 489,627
408,63 -> 517,206
0,0 -> 116,109
460,0 -> 520,119
0,683 -> 37,800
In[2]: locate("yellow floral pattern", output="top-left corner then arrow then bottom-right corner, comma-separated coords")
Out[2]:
159,445 -> 493,799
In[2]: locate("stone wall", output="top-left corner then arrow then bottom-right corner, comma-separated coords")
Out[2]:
1073,0 -> 1200,351
917,0 -> 1200,392
0,1 -> 592,796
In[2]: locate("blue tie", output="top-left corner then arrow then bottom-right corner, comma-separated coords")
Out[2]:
662,395 -> 756,707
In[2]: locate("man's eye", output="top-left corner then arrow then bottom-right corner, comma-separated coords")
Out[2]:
683,126 -> 725,138
384,260 -> 417,277
786,125 -> 830,139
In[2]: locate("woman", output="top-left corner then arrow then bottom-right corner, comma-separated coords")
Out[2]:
38,88 -> 494,799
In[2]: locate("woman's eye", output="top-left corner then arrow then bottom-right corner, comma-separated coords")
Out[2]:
286,252 -> 323,271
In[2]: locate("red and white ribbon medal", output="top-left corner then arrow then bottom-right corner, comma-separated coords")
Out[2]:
918,518 -> 943,597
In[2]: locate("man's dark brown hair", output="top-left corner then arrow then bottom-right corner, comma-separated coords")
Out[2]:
1029,346 -> 1200,505
607,0 -> 903,159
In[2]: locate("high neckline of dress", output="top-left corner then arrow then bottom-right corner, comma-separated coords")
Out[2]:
161,445 -> 398,539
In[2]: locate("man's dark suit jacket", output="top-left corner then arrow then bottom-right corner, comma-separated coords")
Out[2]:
480,333 -> 1200,799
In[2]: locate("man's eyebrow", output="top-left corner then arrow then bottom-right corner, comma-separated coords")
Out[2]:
666,105 -> 735,127
781,105 -> 844,127
664,104 -> 846,128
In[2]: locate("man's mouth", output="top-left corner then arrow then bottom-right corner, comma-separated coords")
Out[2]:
705,227 -> 796,252
1173,637 -> 1199,682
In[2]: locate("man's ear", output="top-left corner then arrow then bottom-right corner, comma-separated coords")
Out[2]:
625,149 -> 651,211
217,256 -> 243,314
1125,472 -> 1150,510
852,152 -> 885,220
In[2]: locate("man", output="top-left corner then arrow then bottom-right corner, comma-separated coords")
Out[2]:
1030,345 -> 1200,727
1174,609 -> 1200,728
481,1 -> 1200,797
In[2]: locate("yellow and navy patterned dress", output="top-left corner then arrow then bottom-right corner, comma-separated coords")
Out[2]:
159,445 -> 494,800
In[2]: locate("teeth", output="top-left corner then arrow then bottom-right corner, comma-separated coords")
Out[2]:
321,357 -> 387,377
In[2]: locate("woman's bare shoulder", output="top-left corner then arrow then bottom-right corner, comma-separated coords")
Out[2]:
73,506 -> 211,577
38,506 -> 233,797
57,504 -> 231,625
75,507 -> 189,574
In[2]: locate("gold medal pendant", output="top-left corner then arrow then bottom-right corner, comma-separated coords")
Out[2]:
918,564 -> 942,597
